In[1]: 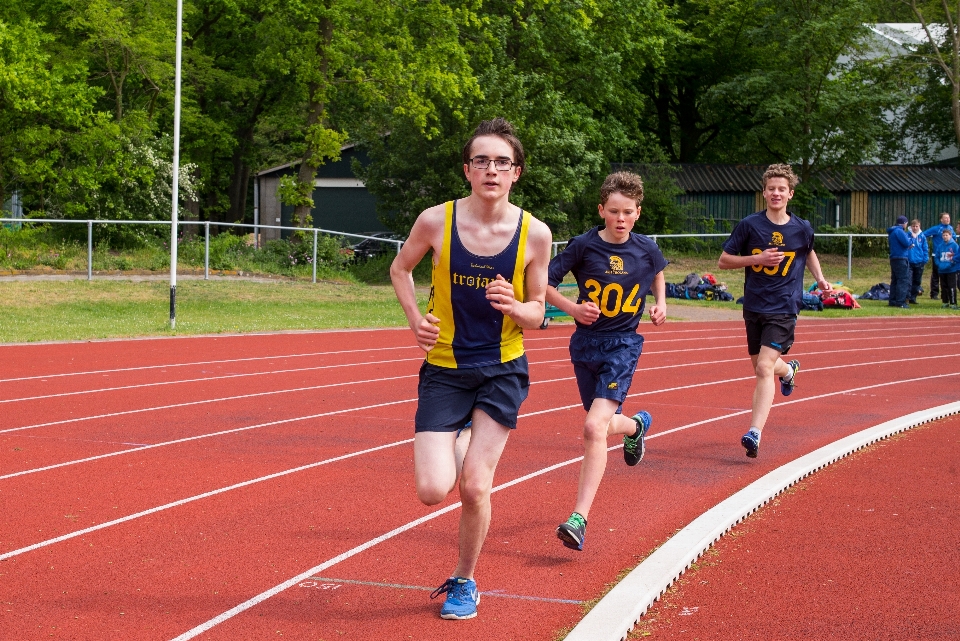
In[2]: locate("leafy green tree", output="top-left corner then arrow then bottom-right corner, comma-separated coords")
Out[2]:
359,0 -> 677,237
736,0 -> 904,176
268,0 -> 477,228
898,0 -> 960,157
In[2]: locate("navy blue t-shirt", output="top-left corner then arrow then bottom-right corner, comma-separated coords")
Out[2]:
548,226 -> 668,332
722,211 -> 815,315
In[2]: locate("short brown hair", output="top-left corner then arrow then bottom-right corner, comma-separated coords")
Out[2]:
762,163 -> 799,189
462,118 -> 525,171
600,171 -> 644,206
910,219 -> 921,226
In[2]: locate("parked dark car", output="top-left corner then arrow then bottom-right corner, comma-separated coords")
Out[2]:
349,232 -> 404,261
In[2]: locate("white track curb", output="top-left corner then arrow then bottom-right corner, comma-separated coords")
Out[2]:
564,401 -> 960,641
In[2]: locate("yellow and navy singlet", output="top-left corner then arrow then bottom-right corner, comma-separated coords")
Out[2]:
426,201 -> 531,369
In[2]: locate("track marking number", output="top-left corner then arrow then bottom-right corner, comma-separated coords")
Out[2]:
299,581 -> 342,590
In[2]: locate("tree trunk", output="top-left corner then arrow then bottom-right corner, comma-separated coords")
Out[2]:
294,15 -> 334,228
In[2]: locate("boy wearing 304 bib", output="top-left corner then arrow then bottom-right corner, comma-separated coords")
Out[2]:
546,171 -> 667,551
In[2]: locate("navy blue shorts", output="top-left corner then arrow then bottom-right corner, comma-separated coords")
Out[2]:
569,330 -> 644,412
743,311 -> 797,356
414,355 -> 530,432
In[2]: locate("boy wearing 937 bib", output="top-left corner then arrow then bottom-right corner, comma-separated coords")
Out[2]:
546,171 -> 667,551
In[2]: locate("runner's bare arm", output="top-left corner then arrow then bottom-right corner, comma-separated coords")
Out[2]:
718,249 -> 783,270
648,271 -> 666,326
805,250 -> 832,292
546,285 -> 600,325
390,206 -> 444,351
485,217 -> 552,329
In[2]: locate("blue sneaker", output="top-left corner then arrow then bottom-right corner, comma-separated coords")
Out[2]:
741,429 -> 760,458
623,411 -> 652,466
779,360 -> 800,397
556,512 -> 587,551
430,577 -> 479,620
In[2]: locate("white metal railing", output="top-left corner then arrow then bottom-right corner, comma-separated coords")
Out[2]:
2,218 -> 895,283
0,218 -> 402,283
553,233 -> 890,280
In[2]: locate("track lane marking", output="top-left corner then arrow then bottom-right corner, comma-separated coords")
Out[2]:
1,319 -> 950,383
4,329 -> 951,405
3,350 -> 956,477
163,370 -> 960,640
301,577 -> 584,605
3,370 -> 957,566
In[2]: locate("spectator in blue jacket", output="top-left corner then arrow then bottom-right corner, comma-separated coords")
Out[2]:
887,215 -> 914,308
923,212 -> 955,299
907,219 -> 929,304
934,228 -> 959,308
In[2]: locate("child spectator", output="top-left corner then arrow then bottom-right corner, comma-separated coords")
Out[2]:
907,219 -> 928,304
934,228 -> 959,309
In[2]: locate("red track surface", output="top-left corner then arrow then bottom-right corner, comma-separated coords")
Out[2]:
1,318 -> 957,640
639,414 -> 960,640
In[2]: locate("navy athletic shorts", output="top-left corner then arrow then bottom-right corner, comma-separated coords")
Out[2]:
414,355 -> 530,432
743,310 -> 797,356
569,330 -> 644,412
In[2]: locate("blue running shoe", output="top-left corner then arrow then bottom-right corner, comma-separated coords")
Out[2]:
741,429 -> 760,458
556,512 -> 587,551
779,360 -> 800,397
623,411 -> 652,466
430,577 -> 480,620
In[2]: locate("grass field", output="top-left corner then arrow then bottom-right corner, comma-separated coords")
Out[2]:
0,254 -> 955,344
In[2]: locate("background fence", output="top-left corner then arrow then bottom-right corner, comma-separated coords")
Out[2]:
0,216 -> 908,283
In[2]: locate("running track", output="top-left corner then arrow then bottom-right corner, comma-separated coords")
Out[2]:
1,318 -> 957,640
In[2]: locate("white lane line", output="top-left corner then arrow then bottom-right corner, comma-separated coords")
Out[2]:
0,441 -> 416,563
0,374 -> 420,435
0,398 -> 417,481
5,349 -> 955,479
566,401 -> 960,641
3,317 -> 943,385
14,336 -> 950,436
4,327 -> 949,406
5,370 -> 957,562
1,318 -> 949,383
0,357 -> 425,404
164,371 -> 960,640
0,345 -> 421,383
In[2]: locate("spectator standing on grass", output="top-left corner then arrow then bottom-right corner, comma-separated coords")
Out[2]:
923,213 -> 955,299
545,171 -> 667,552
390,117 -> 552,621
717,164 -> 832,459
934,228 -> 959,309
907,219 -> 928,305
887,215 -> 914,309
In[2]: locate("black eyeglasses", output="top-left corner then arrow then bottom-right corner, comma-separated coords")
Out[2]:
468,156 -> 516,171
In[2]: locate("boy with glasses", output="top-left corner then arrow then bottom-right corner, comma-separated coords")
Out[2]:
547,171 -> 667,551
390,117 -> 552,619
718,164 -> 831,459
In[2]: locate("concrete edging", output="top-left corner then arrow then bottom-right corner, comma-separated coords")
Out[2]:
564,401 -> 960,641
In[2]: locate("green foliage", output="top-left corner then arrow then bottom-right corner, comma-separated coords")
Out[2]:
815,224 -> 890,257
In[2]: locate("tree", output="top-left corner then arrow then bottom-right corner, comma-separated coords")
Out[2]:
634,0 -> 769,163
901,0 -> 960,156
268,0 -> 477,228
359,0 -> 678,238
728,0 -> 906,210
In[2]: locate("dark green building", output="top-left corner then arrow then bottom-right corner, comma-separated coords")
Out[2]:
668,164 -> 960,233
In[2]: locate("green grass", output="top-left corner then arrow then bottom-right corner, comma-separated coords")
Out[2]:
1,252 -> 955,344
0,279 -> 427,343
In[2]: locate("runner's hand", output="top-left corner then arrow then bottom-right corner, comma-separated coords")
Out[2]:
486,274 -> 517,316
817,279 -> 833,292
572,301 -> 600,325
757,248 -> 785,267
414,313 -> 440,352
649,303 -> 666,326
